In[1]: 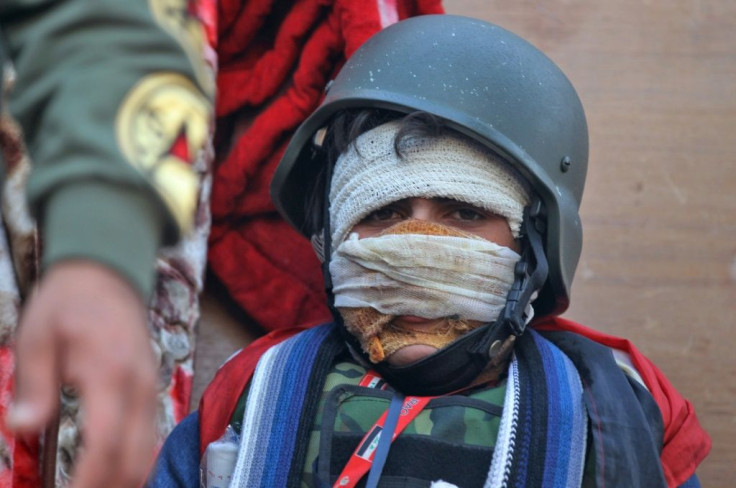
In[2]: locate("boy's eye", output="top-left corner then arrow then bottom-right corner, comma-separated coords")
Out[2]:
364,207 -> 401,222
452,208 -> 485,221
443,202 -> 490,221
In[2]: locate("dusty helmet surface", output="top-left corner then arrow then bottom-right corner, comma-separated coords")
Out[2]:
271,14 -> 588,315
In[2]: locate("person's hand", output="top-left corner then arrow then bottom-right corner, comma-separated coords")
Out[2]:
6,260 -> 158,488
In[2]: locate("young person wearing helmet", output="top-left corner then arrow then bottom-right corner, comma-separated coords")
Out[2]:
148,15 -> 709,488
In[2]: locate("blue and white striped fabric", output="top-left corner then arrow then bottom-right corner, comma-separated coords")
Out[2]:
229,324 -> 334,487
486,330 -> 587,488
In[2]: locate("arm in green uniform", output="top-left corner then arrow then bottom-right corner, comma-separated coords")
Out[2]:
0,1 -> 213,486
1,0 -> 212,297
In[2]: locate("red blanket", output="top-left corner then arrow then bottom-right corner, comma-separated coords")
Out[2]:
199,317 -> 710,488
208,0 -> 443,332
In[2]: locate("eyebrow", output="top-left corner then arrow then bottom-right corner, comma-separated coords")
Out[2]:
379,197 -> 486,209
431,197 -> 459,204
430,197 -> 484,208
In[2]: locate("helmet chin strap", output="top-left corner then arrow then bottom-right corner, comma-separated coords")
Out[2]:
322,175 -> 549,394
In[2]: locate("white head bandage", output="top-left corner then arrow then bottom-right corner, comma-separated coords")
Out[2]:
327,120 -> 530,251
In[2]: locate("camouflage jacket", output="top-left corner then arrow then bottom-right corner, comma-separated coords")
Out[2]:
229,357 -> 508,487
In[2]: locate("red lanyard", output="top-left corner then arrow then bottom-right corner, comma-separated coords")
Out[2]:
333,371 -> 436,488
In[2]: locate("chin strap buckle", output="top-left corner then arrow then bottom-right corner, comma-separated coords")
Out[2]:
501,199 -> 549,337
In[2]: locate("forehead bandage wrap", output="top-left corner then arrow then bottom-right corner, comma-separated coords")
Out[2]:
328,120 -> 531,251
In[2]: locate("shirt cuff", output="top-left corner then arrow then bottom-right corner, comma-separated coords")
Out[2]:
40,181 -> 165,299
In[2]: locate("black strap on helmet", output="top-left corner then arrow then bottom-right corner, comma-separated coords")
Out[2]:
486,199 -> 549,338
320,154 -> 335,295
325,197 -> 550,396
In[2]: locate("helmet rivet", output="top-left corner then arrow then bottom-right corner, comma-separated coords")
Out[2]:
560,156 -> 571,172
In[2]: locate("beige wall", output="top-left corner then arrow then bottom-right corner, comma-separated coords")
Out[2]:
194,1 -> 736,486
442,1 -> 735,485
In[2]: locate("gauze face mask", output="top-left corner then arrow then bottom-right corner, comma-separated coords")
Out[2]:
330,219 -> 522,363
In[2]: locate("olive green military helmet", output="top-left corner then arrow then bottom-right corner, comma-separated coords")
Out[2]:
271,14 -> 588,316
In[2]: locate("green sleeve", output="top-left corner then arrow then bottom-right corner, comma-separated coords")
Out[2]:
0,0 -> 213,298
42,181 -> 165,298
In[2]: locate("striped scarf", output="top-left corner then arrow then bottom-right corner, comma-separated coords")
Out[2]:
229,325 -> 587,487
486,331 -> 587,488
228,324 -> 342,486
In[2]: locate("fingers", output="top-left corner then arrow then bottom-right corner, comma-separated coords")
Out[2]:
11,261 -> 160,488
7,295 -> 60,433
119,358 -> 158,486
70,376 -> 126,488
70,359 -> 158,488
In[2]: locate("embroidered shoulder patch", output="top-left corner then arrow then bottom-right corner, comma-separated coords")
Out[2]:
116,72 -> 210,233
